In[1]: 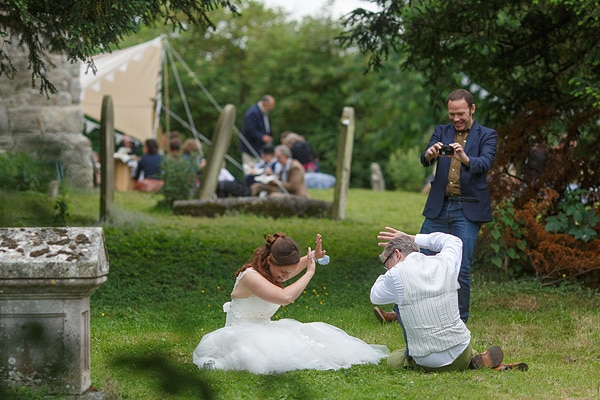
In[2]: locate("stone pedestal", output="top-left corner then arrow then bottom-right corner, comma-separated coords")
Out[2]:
0,227 -> 109,395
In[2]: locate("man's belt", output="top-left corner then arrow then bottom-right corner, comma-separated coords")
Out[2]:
444,195 -> 479,203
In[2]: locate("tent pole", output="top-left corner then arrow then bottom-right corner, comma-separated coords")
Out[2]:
163,46 -> 170,148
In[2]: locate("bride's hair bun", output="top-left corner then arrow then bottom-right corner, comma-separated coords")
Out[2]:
265,233 -> 300,266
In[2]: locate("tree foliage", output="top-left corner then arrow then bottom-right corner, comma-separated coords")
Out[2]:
0,0 -> 438,189
126,1 -> 437,187
341,0 -> 600,197
0,0 -> 240,94
340,0 -> 600,284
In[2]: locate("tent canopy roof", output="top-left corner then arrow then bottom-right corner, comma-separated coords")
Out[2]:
80,36 -> 164,143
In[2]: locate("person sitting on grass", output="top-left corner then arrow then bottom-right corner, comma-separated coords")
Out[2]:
244,143 -> 279,187
370,227 -> 528,372
250,145 -> 308,197
193,233 -> 389,374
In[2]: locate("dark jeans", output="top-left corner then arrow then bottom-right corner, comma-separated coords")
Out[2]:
216,181 -> 251,197
419,200 -> 481,323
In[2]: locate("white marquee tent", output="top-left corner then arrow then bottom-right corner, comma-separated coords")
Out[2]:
79,36 -> 247,173
79,36 -> 164,144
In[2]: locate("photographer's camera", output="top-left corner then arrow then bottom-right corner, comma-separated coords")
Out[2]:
439,145 -> 454,155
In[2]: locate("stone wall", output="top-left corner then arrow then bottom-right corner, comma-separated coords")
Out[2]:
0,44 -> 93,189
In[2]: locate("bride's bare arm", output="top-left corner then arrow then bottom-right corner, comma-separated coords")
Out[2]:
235,247 -> 316,305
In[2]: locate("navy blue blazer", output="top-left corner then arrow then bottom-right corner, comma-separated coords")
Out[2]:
240,103 -> 271,156
420,121 -> 497,223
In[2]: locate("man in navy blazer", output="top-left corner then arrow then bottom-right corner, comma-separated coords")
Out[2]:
374,89 -> 497,325
420,89 -> 497,323
240,95 -> 275,168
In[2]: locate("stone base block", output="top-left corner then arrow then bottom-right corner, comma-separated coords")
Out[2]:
0,297 -> 91,395
173,196 -> 332,218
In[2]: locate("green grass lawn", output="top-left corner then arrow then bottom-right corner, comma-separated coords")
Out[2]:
3,188 -> 600,399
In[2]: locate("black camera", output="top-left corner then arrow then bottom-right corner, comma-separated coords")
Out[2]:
439,145 -> 454,155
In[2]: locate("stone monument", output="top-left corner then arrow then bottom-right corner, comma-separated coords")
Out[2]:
0,227 -> 109,396
0,44 -> 93,189
370,162 -> 386,191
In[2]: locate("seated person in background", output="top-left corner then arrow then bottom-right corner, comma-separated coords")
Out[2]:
162,131 -> 181,156
250,145 -> 308,197
181,138 -> 207,187
305,171 -> 336,189
115,134 -> 140,178
217,163 -> 251,198
117,134 -> 140,157
282,131 -> 319,172
181,138 -> 207,172
280,132 -> 335,189
168,138 -> 182,159
134,138 -> 163,192
244,143 -> 280,187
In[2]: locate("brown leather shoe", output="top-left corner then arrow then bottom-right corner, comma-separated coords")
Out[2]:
494,362 -> 528,372
470,345 -> 504,369
374,306 -> 397,323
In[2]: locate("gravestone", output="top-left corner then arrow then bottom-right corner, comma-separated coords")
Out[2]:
332,107 -> 355,220
197,104 -> 236,200
370,162 -> 385,191
0,227 -> 109,396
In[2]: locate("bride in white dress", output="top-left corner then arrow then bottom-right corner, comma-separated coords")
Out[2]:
193,233 -> 389,374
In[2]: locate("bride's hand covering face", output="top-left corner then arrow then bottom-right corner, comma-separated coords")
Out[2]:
232,232 -> 326,305
314,234 -> 326,259
305,246 -> 316,274
273,244 -> 317,283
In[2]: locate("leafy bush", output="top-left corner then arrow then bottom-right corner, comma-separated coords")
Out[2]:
545,188 -> 600,242
159,157 -> 197,207
485,188 -> 600,287
0,151 -> 57,192
474,200 -> 530,279
386,146 -> 430,192
476,188 -> 600,286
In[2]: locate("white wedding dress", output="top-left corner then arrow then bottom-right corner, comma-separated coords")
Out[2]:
193,269 -> 389,374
